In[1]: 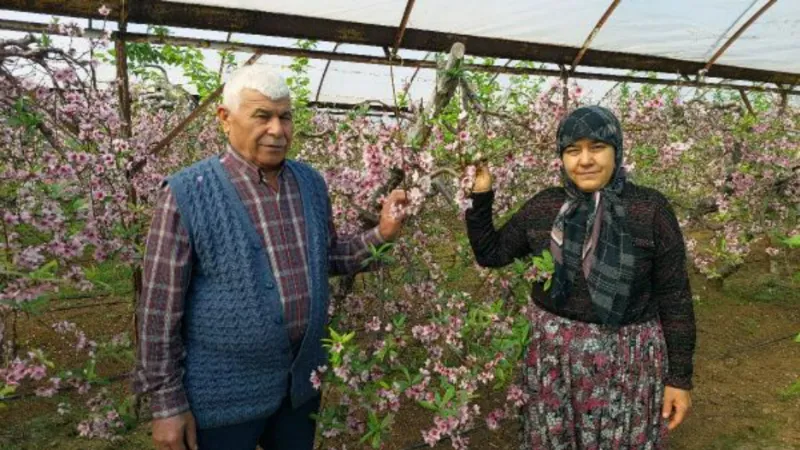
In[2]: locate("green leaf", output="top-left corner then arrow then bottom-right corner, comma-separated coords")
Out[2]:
31,349 -> 55,368
418,400 -> 438,411
443,385 -> 455,404
359,430 -> 376,445
794,332 -> 800,343
30,260 -> 58,280
0,384 -> 17,398
367,410 -> 380,429
329,328 -> 341,341
782,234 -> 800,249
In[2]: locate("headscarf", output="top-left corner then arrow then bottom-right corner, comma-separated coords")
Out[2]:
549,105 -> 634,326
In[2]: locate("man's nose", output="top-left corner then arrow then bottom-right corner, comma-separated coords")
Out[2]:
266,116 -> 283,136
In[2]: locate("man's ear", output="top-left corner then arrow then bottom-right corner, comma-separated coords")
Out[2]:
217,106 -> 231,134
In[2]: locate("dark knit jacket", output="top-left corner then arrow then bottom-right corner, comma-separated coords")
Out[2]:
466,183 -> 696,389
167,156 -> 330,428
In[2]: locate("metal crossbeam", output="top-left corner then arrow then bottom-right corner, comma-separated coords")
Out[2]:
0,0 -> 798,85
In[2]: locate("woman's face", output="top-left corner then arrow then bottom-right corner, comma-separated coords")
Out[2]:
561,138 -> 616,193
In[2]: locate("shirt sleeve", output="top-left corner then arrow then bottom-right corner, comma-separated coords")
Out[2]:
652,200 -> 697,390
327,205 -> 386,276
132,186 -> 193,418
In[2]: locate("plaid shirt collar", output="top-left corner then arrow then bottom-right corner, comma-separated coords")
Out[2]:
224,145 -> 286,184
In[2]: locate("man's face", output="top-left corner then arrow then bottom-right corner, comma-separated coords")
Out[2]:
217,88 -> 293,172
561,138 -> 616,193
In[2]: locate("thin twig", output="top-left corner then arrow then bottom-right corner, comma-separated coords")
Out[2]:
401,424 -> 489,450
0,372 -> 133,402
430,167 -> 460,180
716,332 -> 798,360
49,300 -> 131,313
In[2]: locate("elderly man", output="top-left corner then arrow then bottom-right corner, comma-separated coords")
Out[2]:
133,64 -> 407,450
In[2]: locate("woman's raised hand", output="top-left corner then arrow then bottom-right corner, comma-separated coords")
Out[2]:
472,164 -> 493,193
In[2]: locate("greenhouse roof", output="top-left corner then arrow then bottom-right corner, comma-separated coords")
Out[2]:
2,0 -> 800,102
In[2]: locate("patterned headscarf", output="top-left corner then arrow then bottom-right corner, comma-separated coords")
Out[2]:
549,106 -> 634,326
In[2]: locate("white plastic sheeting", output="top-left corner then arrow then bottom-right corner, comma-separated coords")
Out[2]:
166,0 -> 800,74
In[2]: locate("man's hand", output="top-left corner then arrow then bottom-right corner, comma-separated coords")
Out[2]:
152,411 -> 198,450
378,189 -> 408,241
662,386 -> 691,431
472,165 -> 492,193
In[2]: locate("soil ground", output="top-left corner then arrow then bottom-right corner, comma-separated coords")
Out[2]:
1,248 -> 798,450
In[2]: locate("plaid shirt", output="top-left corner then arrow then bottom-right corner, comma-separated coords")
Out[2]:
134,148 -> 384,419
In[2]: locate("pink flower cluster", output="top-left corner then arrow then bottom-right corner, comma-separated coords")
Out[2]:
76,389 -> 126,441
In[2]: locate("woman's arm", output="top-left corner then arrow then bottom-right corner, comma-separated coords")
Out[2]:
652,199 -> 696,390
466,190 -> 533,268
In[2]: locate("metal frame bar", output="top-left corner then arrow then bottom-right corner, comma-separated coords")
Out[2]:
1,0 -> 798,85
571,0 -> 621,72
2,18 -> 798,96
738,88 -> 756,116
315,43 -> 340,102
392,0 -> 416,57
703,0 -> 777,73
120,28 -> 800,96
309,101 -> 410,114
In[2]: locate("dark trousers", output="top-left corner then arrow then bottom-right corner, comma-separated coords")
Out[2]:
196,395 -> 321,450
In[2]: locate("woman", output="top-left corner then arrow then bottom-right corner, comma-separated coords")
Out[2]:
466,106 -> 695,449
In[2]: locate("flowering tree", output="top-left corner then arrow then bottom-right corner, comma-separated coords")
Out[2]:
0,12 -> 223,436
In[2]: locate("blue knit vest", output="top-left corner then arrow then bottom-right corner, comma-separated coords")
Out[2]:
167,156 -> 330,429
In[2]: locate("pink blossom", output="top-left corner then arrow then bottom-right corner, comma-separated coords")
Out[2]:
506,384 -> 529,408
485,408 -> 505,430
310,370 -> 323,390
366,316 -> 381,332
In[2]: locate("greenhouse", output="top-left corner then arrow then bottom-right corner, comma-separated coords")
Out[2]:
0,1 -> 798,449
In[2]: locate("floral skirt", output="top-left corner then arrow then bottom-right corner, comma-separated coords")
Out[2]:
520,304 -> 668,450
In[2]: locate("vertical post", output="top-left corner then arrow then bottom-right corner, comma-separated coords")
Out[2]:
115,0 -> 142,337
737,88 -> 755,116
560,65 -> 569,110
779,88 -> 789,116
89,18 -> 97,89
116,1 -> 132,140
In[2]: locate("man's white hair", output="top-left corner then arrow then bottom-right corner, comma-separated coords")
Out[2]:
222,64 -> 291,111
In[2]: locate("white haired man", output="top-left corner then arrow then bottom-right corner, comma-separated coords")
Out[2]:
133,64 -> 408,450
